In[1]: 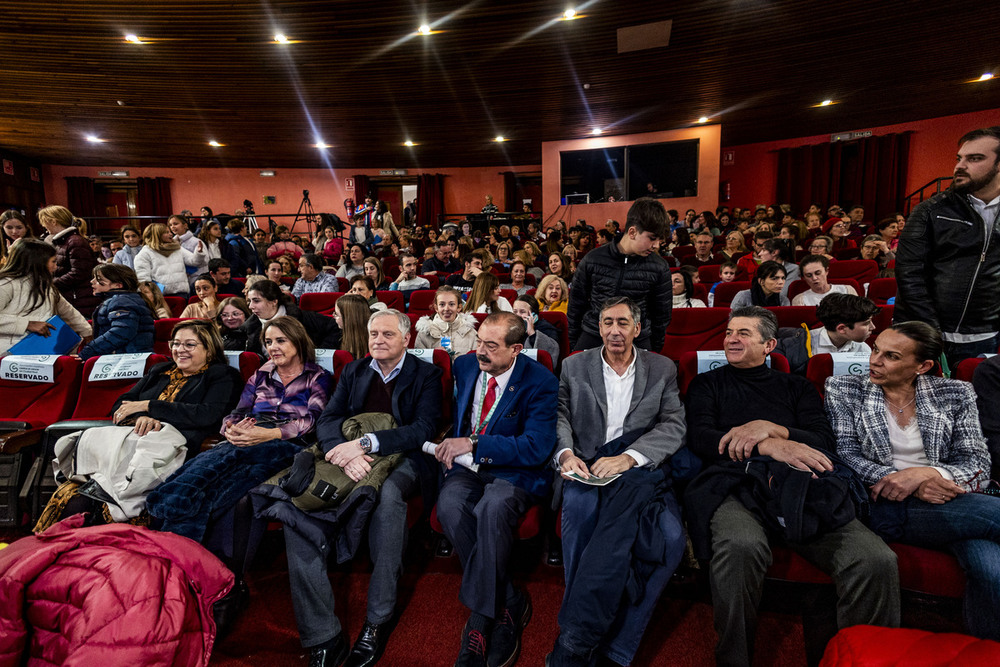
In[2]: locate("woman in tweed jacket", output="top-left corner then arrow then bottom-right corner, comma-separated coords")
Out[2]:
825,321 -> 1000,640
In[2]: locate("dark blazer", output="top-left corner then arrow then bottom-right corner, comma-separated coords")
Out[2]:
316,353 -> 443,455
452,353 -> 559,497
112,361 -> 244,449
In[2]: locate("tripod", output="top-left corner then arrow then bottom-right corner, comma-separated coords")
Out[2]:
294,189 -> 319,237
242,199 -> 259,232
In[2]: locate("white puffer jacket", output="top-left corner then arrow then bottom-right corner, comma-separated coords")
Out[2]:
134,245 -> 205,296
414,313 -> 478,356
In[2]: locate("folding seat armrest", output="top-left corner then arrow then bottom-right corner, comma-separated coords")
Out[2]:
46,419 -> 114,434
0,428 -> 44,454
200,435 -> 223,453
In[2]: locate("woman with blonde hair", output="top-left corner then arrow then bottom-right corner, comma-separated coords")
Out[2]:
464,272 -> 512,314
537,274 -> 570,313
134,222 -> 205,296
719,231 -> 748,260
37,205 -> 99,317
138,281 -> 173,319
332,293 -> 371,360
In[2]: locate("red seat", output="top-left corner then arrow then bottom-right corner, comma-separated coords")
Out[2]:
407,290 -> 438,316
660,308 -> 730,362
406,313 -> 422,348
299,292 -> 345,315
833,247 -> 861,260
381,256 -> 400,277
866,277 -> 897,305
153,318 -> 200,355
499,289 -> 519,304
672,246 -> 695,262
805,353 -> 837,397
520,349 -> 553,373
280,276 -> 296,287
786,278 -> 863,302
677,350 -> 790,396
337,277 -> 350,291
821,625 -> 1000,666
712,281 -> 751,308
539,312 -> 570,368
376,291 -> 405,311
424,274 -> 441,290
768,306 -> 821,330
164,296 -> 187,318
869,304 -> 895,343
692,282 -> 709,304
954,356 -> 985,383
70,354 -> 171,420
234,351 -> 262,383
0,356 -> 84,431
828,259 -> 879,285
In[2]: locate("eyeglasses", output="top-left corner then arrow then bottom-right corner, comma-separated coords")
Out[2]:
169,340 -> 202,351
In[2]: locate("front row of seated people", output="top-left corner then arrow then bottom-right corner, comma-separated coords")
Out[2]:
39,297 -> 1000,667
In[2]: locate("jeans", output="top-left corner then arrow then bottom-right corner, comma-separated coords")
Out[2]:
286,457 -> 419,647
559,482 -> 686,665
870,492 -> 1000,641
944,333 -> 999,373
709,495 -> 899,667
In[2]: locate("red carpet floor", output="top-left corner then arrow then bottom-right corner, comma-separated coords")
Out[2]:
210,539 -> 809,667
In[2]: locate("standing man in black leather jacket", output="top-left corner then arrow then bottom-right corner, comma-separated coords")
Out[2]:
567,197 -> 672,351
896,127 -> 1000,369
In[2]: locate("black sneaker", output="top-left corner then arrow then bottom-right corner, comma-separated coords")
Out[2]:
487,592 -> 532,667
455,626 -> 489,667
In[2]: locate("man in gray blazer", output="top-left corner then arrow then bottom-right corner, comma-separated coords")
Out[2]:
547,296 -> 687,667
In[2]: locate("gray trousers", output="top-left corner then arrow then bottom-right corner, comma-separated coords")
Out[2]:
286,457 -> 420,648
709,495 -> 900,667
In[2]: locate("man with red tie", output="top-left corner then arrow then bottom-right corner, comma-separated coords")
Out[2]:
435,312 -> 559,667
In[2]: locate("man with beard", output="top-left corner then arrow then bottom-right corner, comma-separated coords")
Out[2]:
896,127 -> 1000,368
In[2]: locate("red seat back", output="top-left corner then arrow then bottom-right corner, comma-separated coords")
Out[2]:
499,289 -> 519,304
869,304 -> 895,344
954,357 -> 985,383
153,318 -> 199,355
71,354 -> 171,420
299,292 -> 345,315
236,351 -> 262,383
336,277 -> 350,291
0,356 -> 83,428
828,259 -> 879,285
164,296 -> 187,318
767,306 -> 821,330
805,353 -> 836,397
712,281 -> 751,308
866,277 -> 897,305
660,308 -> 729,361
376,291 -> 405,311
407,290 -> 438,316
539,312 -> 570,368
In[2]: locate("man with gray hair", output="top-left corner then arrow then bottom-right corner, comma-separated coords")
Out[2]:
683,306 -> 900,666
284,308 -> 444,667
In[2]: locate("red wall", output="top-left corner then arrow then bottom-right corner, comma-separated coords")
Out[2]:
541,125 -> 722,228
42,164 -> 540,233
720,107 -> 1000,210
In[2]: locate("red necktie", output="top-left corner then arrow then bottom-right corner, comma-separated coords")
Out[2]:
478,377 -> 498,434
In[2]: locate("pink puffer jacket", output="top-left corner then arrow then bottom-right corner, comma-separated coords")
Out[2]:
0,515 -> 233,667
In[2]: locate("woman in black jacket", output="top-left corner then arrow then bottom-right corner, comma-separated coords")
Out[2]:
227,278 -> 340,356
112,319 -> 243,451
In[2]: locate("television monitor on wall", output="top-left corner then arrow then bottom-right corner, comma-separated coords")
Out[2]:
559,139 -> 699,203
560,147 -> 625,204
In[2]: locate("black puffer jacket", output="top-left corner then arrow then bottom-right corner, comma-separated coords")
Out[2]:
50,228 -> 99,317
568,241 -> 672,350
226,301 -> 341,356
896,189 -> 1000,334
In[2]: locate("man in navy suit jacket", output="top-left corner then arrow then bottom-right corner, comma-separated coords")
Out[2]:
285,309 -> 443,667
435,312 -> 558,667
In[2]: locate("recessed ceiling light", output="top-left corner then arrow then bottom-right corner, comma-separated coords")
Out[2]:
314,141 -> 332,149
494,135 -> 506,142
208,140 -> 224,147
697,116 -> 710,124
819,99 -> 833,106
563,8 -> 577,19
591,128 -> 602,135
417,24 -> 432,35
124,34 -> 141,44
979,72 -> 994,82
274,33 -> 289,43
85,135 -> 106,143
404,140 -> 415,147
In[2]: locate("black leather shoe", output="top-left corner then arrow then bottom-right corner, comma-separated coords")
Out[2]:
344,619 -> 395,667
487,591 -> 532,667
546,541 -> 563,567
309,633 -> 349,667
454,626 -> 489,667
212,577 -> 250,639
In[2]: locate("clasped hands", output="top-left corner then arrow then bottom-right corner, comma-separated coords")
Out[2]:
325,438 -> 372,482
559,450 -> 636,480
224,417 -> 282,447
871,467 -> 964,504
718,419 -> 833,478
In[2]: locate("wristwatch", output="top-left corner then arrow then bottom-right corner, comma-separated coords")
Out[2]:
359,435 -> 373,454
468,434 -> 479,450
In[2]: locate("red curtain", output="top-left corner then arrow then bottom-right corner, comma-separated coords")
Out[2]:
416,173 -> 444,229
776,133 -> 908,220
353,175 -> 371,203
65,177 -> 97,218
503,171 -> 517,212
136,177 -> 173,220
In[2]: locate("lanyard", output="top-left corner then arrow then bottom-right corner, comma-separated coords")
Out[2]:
475,373 -> 501,434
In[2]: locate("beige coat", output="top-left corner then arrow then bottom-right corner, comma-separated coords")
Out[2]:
414,313 -> 478,356
0,277 -> 92,355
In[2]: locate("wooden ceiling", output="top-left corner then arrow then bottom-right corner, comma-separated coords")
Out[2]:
2,0 -> 998,169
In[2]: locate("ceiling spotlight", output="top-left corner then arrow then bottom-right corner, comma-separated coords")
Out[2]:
85,135 -> 106,143
494,135 -> 506,142
979,72 -> 994,82
563,8 -> 577,19
274,33 -> 289,43
404,140 -> 415,147
208,140 -> 224,147
417,24 -> 432,35
124,34 -> 141,44
819,99 -> 833,106
697,116 -> 710,124
591,128 -> 602,135
314,141 -> 332,149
